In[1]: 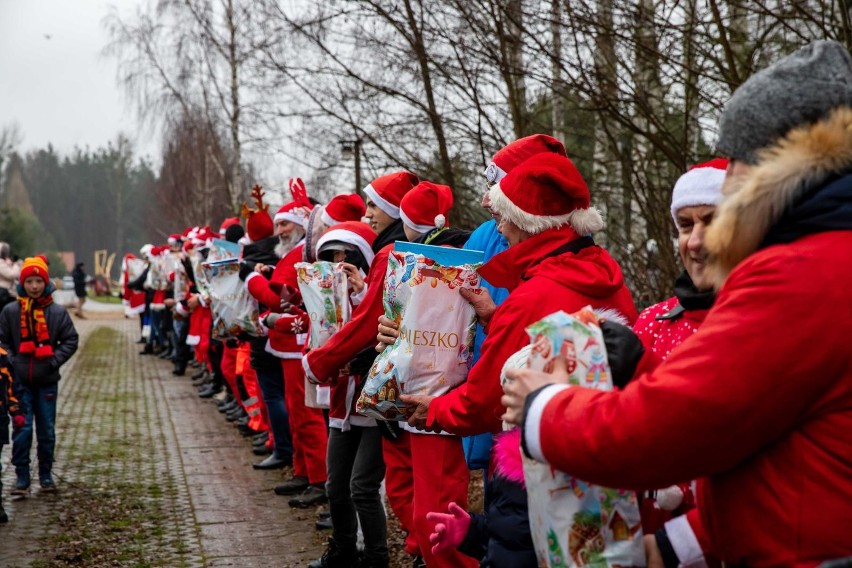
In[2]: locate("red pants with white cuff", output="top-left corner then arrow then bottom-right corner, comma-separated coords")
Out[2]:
383,432 -> 419,556
410,433 -> 477,568
282,359 -> 328,484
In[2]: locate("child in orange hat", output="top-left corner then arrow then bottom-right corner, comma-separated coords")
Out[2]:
0,255 -> 79,494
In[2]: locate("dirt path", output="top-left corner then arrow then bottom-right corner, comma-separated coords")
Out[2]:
0,313 -> 325,567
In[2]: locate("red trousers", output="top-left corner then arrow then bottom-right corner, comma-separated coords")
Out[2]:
243,364 -> 270,434
281,359 -> 328,484
383,432 -> 419,556
221,343 -> 240,402
410,433 -> 477,568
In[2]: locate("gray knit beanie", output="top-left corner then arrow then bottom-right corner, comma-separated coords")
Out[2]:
716,40 -> 852,164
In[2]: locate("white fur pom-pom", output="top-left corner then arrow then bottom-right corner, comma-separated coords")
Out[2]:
655,485 -> 684,511
434,214 -> 446,228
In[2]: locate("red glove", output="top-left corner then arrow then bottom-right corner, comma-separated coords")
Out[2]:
12,414 -> 25,429
426,502 -> 471,555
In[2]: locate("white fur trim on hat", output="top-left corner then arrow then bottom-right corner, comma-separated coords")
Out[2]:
488,183 -> 605,236
399,208 -> 437,235
274,211 -> 307,226
317,229 -> 376,266
320,207 -> 340,227
670,166 -> 726,227
363,183 -> 401,219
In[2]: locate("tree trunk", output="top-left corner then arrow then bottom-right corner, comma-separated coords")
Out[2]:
550,0 -> 566,143
226,0 -> 243,213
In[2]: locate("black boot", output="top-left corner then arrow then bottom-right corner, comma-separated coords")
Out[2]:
308,537 -> 356,568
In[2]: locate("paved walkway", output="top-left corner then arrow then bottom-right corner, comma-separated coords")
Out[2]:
1,312 -> 325,567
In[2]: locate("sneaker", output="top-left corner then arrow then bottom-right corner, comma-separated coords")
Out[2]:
273,476 -> 309,496
288,484 -> 328,508
11,474 -> 30,496
39,475 -> 57,492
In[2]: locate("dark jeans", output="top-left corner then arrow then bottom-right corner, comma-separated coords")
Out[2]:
12,382 -> 58,478
255,365 -> 293,461
172,317 -> 191,369
148,309 -> 164,348
326,425 -> 387,561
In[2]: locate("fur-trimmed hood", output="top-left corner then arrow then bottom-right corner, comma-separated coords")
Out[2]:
705,106 -> 852,289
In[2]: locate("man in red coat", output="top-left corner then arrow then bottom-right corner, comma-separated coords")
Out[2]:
401,152 -> 637,437
506,41 -> 852,566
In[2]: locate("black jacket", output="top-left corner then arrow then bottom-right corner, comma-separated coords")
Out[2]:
0,348 -> 18,443
0,301 -> 79,386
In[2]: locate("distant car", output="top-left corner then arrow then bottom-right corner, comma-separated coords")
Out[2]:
62,276 -> 74,291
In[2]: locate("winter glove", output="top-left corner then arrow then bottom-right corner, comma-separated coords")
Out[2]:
600,320 -> 645,389
12,414 -> 26,429
654,485 -> 684,511
426,502 -> 471,556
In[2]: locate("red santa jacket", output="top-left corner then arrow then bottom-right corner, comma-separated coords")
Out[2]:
303,244 -> 392,383
427,227 -> 637,436
523,231 -> 852,565
245,244 -> 309,358
632,295 -> 709,536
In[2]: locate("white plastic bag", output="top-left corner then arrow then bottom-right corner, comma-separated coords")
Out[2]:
519,309 -> 644,568
357,243 -> 483,421
295,261 -> 351,349
202,259 -> 263,339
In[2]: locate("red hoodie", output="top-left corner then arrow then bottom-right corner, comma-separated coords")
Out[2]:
427,227 -> 637,436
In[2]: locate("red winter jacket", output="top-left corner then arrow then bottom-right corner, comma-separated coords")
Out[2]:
428,227 -> 637,436
524,231 -> 852,566
246,244 -> 309,358
303,244 -> 393,383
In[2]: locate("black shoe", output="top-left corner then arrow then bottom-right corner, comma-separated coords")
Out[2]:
288,485 -> 328,508
217,395 -> 235,408
253,438 -> 270,450
252,431 -> 270,444
218,400 -> 238,414
11,474 -> 30,496
315,516 -> 333,531
192,372 -> 209,387
234,416 -> 249,428
172,366 -> 186,377
191,368 -> 206,380
252,445 -> 272,456
274,476 -> 308,496
0,504 -> 7,523
197,384 -> 221,399
226,407 -> 246,422
308,537 -> 356,568
252,454 -> 290,470
189,360 -> 202,368
238,423 -> 259,437
39,474 -> 57,492
316,506 -> 330,520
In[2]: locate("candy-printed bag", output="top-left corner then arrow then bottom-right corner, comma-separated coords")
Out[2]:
517,309 -> 644,568
356,242 -> 483,421
202,259 -> 263,339
295,261 -> 351,349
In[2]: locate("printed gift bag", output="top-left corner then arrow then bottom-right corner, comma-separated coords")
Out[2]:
516,308 -> 644,568
356,242 -> 483,421
202,259 -> 263,340
295,261 -> 352,349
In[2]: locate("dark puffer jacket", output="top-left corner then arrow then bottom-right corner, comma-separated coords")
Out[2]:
0,297 -> 79,386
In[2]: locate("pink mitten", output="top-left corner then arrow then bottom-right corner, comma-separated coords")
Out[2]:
12,414 -> 25,429
426,502 -> 471,556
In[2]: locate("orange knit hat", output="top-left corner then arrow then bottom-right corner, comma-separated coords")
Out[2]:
20,255 -> 49,284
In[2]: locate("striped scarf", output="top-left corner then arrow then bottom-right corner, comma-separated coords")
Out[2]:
18,294 -> 54,359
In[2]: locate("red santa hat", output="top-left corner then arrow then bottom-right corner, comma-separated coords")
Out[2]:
670,158 -> 729,227
167,233 -> 183,246
362,171 -> 419,219
246,210 -> 274,242
273,177 -> 314,227
316,221 -> 377,266
489,153 -> 604,236
219,217 -> 241,238
192,226 -> 213,247
399,181 -> 454,234
483,134 -> 567,184
321,194 -> 366,226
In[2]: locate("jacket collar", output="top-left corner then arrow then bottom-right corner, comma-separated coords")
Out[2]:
478,226 -> 581,290
705,106 -> 852,288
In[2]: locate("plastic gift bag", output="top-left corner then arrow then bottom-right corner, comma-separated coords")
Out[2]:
295,261 -> 351,349
516,308 -> 644,568
202,259 -> 263,340
208,238 -> 241,263
356,242 -> 483,421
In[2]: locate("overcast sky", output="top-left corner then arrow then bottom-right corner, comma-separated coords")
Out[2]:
0,0 -> 158,161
